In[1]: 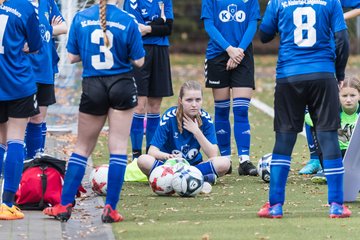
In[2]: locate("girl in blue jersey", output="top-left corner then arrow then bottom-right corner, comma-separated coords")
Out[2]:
137,81 -> 231,184
43,0 -> 145,223
24,0 -> 67,159
0,0 -> 42,220
124,0 -> 174,160
201,0 -> 260,176
258,0 -> 350,218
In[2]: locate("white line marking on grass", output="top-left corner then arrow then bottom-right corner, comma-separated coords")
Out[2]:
251,98 -> 306,137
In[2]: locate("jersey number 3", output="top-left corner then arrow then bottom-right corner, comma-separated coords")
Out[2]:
0,15 -> 9,54
91,29 -> 114,70
293,7 -> 316,47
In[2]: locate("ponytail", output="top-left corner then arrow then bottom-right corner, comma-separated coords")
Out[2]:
99,0 -> 109,47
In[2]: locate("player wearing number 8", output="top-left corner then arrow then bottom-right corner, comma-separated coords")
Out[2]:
43,0 -> 145,223
258,0 -> 350,218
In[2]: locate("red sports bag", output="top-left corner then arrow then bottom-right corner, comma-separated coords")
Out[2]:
15,155 -> 66,210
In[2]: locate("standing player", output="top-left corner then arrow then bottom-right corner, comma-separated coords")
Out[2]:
299,0 -> 360,175
24,0 -> 67,159
257,0 -> 351,218
124,0 -> 174,160
0,0 -> 42,220
43,0 -> 145,223
137,81 -> 231,182
201,0 -> 260,175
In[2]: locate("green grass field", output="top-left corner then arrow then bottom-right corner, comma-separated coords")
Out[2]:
92,55 -> 360,240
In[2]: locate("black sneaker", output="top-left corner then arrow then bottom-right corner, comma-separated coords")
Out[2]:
238,161 -> 258,176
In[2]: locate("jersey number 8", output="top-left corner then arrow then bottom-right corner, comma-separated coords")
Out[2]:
293,7 -> 316,47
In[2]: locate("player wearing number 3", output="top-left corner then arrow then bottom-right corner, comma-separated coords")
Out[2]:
258,0 -> 350,218
43,0 -> 145,223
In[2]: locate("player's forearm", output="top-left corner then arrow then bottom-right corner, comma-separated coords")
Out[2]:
335,29 -> 350,81
259,28 -> 276,43
53,22 -> 67,36
203,18 -> 230,50
148,146 -> 170,160
344,9 -> 360,20
193,131 -> 218,158
238,20 -> 258,50
147,19 -> 173,37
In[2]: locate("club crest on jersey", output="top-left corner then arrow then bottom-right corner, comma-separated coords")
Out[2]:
39,24 -> 51,42
219,4 -> 246,23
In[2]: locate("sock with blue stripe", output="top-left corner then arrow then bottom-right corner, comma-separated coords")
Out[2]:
195,161 -> 218,177
233,98 -> 251,160
269,154 -> 291,206
105,154 -> 127,209
61,153 -> 88,205
214,99 -> 231,156
25,122 -> 43,159
41,122 -> 47,153
0,144 -> 6,177
146,113 -> 160,151
130,113 -> 145,159
323,158 -> 344,204
2,140 -> 25,207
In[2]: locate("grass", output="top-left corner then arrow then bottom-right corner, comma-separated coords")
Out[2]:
91,54 -> 360,240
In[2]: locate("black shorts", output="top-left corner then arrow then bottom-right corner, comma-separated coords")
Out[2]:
133,45 -> 173,97
36,83 -> 56,106
79,73 -> 138,115
205,45 -> 255,89
0,94 -> 40,123
274,77 -> 340,133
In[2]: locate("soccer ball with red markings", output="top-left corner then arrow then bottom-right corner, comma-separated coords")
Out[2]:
149,165 -> 175,196
89,164 -> 109,196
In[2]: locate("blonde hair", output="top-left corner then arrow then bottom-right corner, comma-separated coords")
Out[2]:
99,0 -> 109,47
342,76 -> 360,93
176,81 -> 203,134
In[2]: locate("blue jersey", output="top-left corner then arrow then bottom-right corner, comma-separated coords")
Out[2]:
67,4 -> 145,77
124,0 -> 173,46
201,0 -> 260,59
28,0 -> 61,84
260,0 -> 347,80
341,0 -> 360,8
0,0 -> 42,101
150,106 -> 217,165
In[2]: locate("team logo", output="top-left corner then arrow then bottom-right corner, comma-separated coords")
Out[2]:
141,9 -> 148,15
39,24 -> 51,42
219,4 -> 246,23
174,132 -> 179,139
180,144 -> 198,160
129,0 -> 137,9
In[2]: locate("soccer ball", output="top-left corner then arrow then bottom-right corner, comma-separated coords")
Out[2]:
89,164 -> 109,196
164,157 -> 190,172
149,165 -> 175,196
257,153 -> 272,183
172,166 -> 204,197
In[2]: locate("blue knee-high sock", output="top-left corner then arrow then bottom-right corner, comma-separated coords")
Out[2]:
214,100 -> 231,156
323,158 -> 344,204
195,162 -> 218,177
25,122 -> 43,159
61,153 -> 88,205
105,154 -> 127,209
130,113 -> 145,158
0,144 -> 6,177
233,98 -> 251,161
269,154 -> 291,206
146,113 -> 160,151
305,123 -> 319,160
2,140 -> 25,207
41,122 -> 47,153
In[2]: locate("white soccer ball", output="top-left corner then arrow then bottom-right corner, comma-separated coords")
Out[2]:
89,164 -> 109,196
149,165 -> 175,196
172,166 -> 204,197
257,153 -> 272,183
